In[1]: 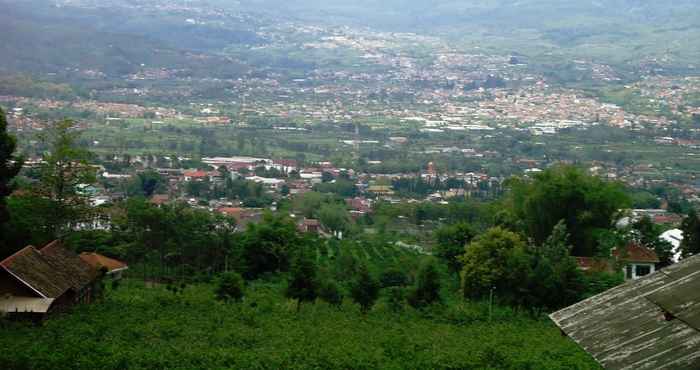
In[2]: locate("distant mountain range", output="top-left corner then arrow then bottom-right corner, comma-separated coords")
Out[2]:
1,0 -> 699,79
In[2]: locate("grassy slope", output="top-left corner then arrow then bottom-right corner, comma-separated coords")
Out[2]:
0,281 -> 599,370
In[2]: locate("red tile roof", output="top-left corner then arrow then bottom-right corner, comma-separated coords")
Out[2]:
613,243 -> 660,263
184,170 -> 207,178
79,252 -> 128,273
575,257 -> 614,273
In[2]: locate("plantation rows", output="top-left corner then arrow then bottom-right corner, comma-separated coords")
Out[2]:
315,239 -> 424,269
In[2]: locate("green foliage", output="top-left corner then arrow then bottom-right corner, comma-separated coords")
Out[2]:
285,253 -> 319,307
0,282 -> 600,369
1,195 -> 57,257
580,271 -> 625,299
680,209 -> 700,258
127,170 -> 166,198
407,259 -> 442,308
0,108 -> 21,230
36,119 -> 96,234
114,197 -> 237,278
240,213 -> 301,279
526,222 -> 585,311
461,227 -> 529,302
461,224 -> 585,311
313,179 -> 357,197
386,287 -> 406,312
504,165 -> 630,256
379,267 -> 409,288
350,263 -> 380,313
434,222 -> 476,273
631,216 -> 674,267
318,203 -> 351,234
216,272 -> 245,302
318,279 -> 343,306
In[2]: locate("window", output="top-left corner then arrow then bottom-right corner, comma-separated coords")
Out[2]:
635,265 -> 651,278
626,265 -> 633,279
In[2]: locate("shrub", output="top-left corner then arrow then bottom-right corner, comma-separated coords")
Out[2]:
379,267 -> 409,288
285,253 -> 319,309
318,279 -> 343,306
350,263 -> 380,313
407,259 -> 441,308
215,272 -> 245,302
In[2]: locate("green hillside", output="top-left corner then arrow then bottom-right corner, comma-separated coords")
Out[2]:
0,281 -> 600,369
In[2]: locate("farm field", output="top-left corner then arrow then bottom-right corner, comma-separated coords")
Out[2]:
0,281 -> 600,370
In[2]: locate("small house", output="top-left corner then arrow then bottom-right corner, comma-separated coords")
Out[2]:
613,243 -> 659,280
299,218 -> 320,234
0,241 -> 99,320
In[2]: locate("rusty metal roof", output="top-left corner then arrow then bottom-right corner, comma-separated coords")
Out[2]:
550,254 -> 700,370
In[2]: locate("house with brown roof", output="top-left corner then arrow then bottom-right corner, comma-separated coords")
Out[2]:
0,241 -> 100,320
613,243 -> 660,280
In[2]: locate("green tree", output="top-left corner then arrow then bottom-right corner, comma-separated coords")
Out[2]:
216,272 -> 245,302
434,222 -> 476,274
1,195 -> 55,257
0,107 -> 21,229
504,165 -> 629,256
285,252 -> 319,310
318,203 -> 351,235
350,263 -> 380,313
527,221 -> 584,310
632,216 -> 674,267
36,119 -> 96,234
407,259 -> 442,308
127,170 -> 165,197
241,213 -> 301,279
461,227 -> 529,302
280,183 -> 290,196
680,209 -> 700,258
318,279 -> 343,306
379,267 -> 409,288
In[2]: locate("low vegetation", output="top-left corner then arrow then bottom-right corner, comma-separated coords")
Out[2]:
0,281 -> 600,370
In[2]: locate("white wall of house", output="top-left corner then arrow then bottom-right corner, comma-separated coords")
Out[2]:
624,263 -> 656,280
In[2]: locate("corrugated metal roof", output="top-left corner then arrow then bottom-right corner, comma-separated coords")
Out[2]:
550,255 -> 700,370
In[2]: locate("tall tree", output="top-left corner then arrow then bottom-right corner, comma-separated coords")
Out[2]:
527,221 -> 584,310
0,107 -> 22,228
504,165 -> 629,256
285,252 -> 319,311
37,119 -> 96,234
407,259 -> 442,308
350,262 -> 379,313
461,227 -> 529,302
680,209 -> 700,258
434,222 -> 476,274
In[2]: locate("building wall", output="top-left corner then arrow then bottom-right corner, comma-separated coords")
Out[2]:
624,263 -> 656,280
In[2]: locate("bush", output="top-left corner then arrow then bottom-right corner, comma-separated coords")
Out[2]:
215,272 -> 245,302
407,260 -> 442,308
379,267 -> 409,288
386,287 -> 405,312
318,279 -> 343,306
285,254 -> 319,308
350,263 -> 380,313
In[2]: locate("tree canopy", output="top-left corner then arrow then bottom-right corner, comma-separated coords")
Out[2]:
503,165 -> 630,256
0,107 -> 21,233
